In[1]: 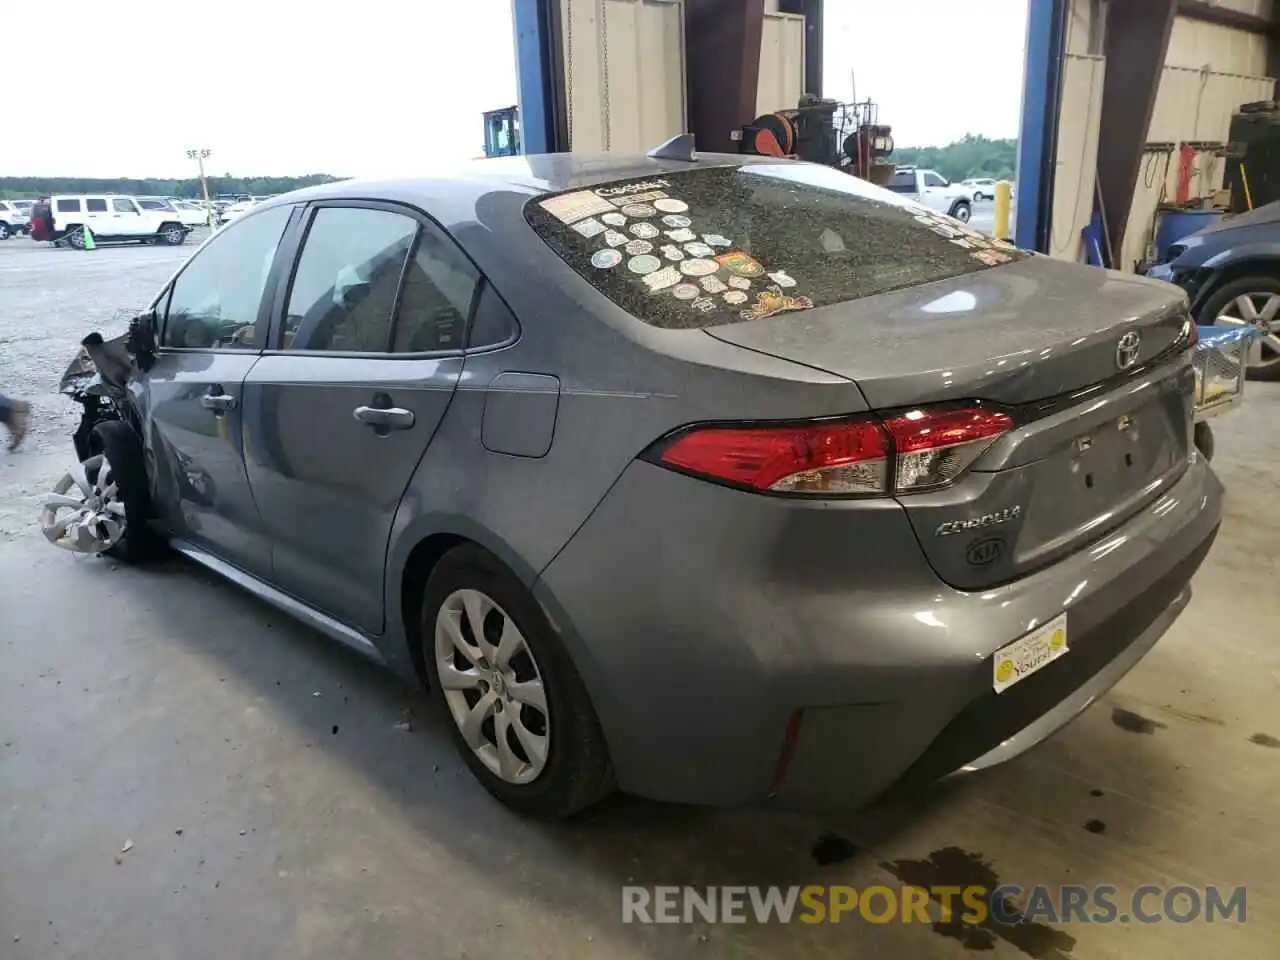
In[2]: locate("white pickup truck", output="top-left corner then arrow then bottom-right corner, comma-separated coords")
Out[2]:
885,166 -> 975,223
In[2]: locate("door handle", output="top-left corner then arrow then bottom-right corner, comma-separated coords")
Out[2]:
353,405 -> 415,431
201,393 -> 237,412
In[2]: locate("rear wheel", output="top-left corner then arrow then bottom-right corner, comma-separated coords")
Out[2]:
66,227 -> 87,250
950,200 -> 972,223
1197,276 -> 1280,380
0,221 -> 10,240
421,544 -> 613,817
158,222 -> 186,245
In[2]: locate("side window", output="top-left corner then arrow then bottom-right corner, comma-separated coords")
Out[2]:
112,198 -> 137,213
138,199 -> 165,210
282,207 -> 416,353
885,172 -> 915,194
85,198 -> 108,212
923,172 -> 946,188
56,198 -> 82,213
392,224 -> 479,353
162,205 -> 292,350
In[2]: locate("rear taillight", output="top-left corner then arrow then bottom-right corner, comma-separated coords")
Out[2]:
650,407 -> 1012,497
1184,318 -> 1198,352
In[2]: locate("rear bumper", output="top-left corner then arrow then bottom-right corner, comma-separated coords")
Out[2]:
536,452 -> 1223,810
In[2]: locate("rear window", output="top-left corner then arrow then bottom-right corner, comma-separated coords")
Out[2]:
525,163 -> 1024,330
86,198 -> 108,212
56,198 -> 82,213
138,199 -> 167,210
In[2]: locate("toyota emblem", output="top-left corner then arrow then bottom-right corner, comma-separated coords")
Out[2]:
1115,330 -> 1142,370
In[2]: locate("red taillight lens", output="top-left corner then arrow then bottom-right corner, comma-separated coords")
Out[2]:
1185,318 -> 1199,351
657,419 -> 891,495
882,408 -> 1014,492
652,407 -> 1012,497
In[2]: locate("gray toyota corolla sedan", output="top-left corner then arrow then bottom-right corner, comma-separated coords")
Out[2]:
46,152 -> 1222,817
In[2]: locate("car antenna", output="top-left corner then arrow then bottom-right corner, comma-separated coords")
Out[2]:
647,133 -> 697,162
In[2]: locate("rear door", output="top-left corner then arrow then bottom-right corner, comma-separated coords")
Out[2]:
242,202 -> 478,633
143,203 -> 297,576
82,197 -> 112,236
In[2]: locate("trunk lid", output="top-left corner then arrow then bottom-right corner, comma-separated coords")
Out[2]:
705,256 -> 1196,588
703,255 -> 1191,409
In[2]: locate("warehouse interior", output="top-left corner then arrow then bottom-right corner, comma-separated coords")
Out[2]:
3,2 -> 1280,959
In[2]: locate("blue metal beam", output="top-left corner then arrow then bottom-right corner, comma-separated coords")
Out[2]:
1015,0 -> 1070,253
513,0 -> 569,154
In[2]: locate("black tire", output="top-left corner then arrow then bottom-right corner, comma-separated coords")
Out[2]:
950,200 -> 972,223
66,226 -> 87,250
421,544 -> 613,817
1193,421 -> 1215,462
157,222 -> 186,246
89,421 -> 166,563
0,221 -> 10,240
1196,275 -> 1280,380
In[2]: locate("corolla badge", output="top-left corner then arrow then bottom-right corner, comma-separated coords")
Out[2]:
1116,330 -> 1142,370
935,505 -> 1022,537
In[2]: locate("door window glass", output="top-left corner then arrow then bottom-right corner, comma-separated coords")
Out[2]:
391,225 -> 479,352
162,205 -> 292,350
885,172 -> 915,194
56,198 -> 82,213
923,172 -> 946,187
138,199 -> 167,210
282,207 -> 416,352
112,198 -> 138,213
85,198 -> 107,212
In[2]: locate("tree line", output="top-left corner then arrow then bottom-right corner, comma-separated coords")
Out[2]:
0,174 -> 342,200
892,134 -> 1017,183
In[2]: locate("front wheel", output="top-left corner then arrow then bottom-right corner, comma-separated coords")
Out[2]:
1197,275 -> 1280,380
950,200 -> 972,223
66,227 -> 87,250
422,544 -> 613,817
0,222 -> 10,240
158,223 -> 186,245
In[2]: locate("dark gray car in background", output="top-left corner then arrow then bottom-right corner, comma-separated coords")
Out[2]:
44,153 -> 1223,817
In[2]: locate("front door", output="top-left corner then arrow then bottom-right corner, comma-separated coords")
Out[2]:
109,197 -> 147,236
243,203 -> 477,634
82,197 -> 113,237
143,203 -> 296,576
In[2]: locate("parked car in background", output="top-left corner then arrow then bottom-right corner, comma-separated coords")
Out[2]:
169,199 -> 212,228
43,195 -> 190,248
885,166 -> 975,221
215,198 -> 257,227
0,199 -> 31,238
1146,200 -> 1280,379
41,155 -> 1220,819
960,177 -> 1014,202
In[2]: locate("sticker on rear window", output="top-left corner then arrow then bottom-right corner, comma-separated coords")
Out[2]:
768,270 -> 797,288
629,222 -> 659,239
690,296 -> 716,313
716,251 -> 765,278
699,276 -> 728,294
602,212 -> 627,227
625,239 -> 654,256
679,258 -> 718,277
703,234 -> 732,248
661,214 -> 691,228
739,285 -> 815,321
654,198 -> 689,213
591,249 -> 623,269
620,203 -> 658,218
672,283 -> 699,300
573,218 -> 606,238
727,276 -> 752,290
660,244 -> 685,261
684,242 -> 714,258
644,266 -> 681,291
723,290 -> 748,305
604,230 -> 628,247
665,227 -> 696,243
627,254 -> 661,274
540,191 -> 617,223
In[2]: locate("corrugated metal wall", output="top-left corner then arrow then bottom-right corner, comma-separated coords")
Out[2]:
756,9 -> 806,115
1118,15 -> 1275,271
561,0 -> 687,153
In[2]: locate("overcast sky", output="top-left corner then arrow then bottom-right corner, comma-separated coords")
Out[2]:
8,0 -> 1025,178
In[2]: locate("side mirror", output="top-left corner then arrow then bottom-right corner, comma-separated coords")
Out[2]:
128,309 -> 158,371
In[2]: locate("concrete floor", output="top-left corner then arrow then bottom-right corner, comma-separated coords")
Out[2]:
2,242 -> 1279,959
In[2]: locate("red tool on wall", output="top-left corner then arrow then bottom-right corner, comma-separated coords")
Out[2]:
1176,143 -> 1198,204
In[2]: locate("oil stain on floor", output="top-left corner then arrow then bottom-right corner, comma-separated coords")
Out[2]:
880,846 -> 1077,958
1111,707 -> 1166,734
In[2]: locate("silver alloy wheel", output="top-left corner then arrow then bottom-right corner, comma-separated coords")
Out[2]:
40,454 -> 127,553
434,588 -> 551,784
953,204 -> 971,223
163,225 -> 184,244
1216,292 -> 1280,371
0,222 -> 9,240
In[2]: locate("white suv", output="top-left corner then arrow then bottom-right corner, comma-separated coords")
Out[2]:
0,200 -> 31,239
137,196 -> 210,228
885,167 -> 975,222
47,195 -> 190,248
